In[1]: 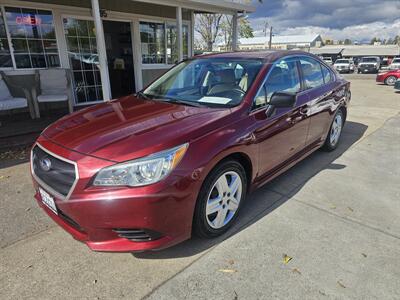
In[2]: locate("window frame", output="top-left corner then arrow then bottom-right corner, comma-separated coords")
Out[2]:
0,5 -> 61,71
139,18 -> 191,68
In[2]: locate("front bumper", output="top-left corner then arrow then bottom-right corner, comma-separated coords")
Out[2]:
359,65 -> 378,73
31,138 -> 200,252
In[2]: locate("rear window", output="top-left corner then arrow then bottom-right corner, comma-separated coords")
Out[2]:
361,57 -> 378,62
335,59 -> 349,64
300,58 -> 324,89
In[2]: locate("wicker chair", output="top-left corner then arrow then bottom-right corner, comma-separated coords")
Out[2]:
33,69 -> 74,118
0,71 -> 35,119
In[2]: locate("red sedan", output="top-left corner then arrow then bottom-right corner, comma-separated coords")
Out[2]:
376,69 -> 400,86
31,51 -> 350,252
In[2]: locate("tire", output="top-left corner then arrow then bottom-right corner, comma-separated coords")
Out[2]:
385,76 -> 397,86
322,109 -> 345,152
193,160 -> 247,238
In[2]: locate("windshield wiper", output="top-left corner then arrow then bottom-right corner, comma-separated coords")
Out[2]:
161,98 -> 206,108
136,91 -> 151,100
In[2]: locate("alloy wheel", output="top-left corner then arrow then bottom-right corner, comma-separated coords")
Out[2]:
330,113 -> 343,147
386,76 -> 397,86
206,171 -> 243,229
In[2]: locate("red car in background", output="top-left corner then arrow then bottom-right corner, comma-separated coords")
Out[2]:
31,51 -> 350,252
376,69 -> 400,86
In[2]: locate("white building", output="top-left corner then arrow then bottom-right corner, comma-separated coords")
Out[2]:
0,0 -> 255,108
219,34 -> 324,51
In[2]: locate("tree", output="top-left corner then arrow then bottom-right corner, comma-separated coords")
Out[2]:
344,38 -> 352,45
219,16 -> 254,50
195,14 -> 223,51
195,14 -> 255,51
394,35 -> 400,45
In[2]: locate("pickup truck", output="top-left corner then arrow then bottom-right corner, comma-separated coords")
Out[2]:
358,56 -> 381,74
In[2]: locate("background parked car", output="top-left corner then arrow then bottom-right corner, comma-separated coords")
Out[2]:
358,56 -> 381,74
322,57 -> 334,65
334,59 -> 355,73
376,69 -> 400,86
389,57 -> 400,70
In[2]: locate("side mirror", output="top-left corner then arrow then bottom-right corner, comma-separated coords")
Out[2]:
269,92 -> 296,108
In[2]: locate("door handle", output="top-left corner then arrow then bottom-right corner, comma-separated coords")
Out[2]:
299,107 -> 309,116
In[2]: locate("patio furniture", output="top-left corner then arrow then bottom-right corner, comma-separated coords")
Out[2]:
33,69 -> 74,118
0,72 -> 35,119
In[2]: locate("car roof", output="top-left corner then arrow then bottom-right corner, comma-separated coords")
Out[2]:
194,50 -> 319,64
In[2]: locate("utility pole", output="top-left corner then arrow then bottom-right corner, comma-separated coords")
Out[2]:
268,26 -> 273,49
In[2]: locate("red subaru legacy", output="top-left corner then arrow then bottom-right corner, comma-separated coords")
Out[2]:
31,51 -> 350,252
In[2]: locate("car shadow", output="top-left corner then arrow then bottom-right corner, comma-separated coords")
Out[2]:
133,121 -> 368,259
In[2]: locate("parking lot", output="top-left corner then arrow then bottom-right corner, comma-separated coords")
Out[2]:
1,74 -> 399,299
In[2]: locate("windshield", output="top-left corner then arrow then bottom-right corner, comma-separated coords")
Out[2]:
335,59 -> 349,64
142,58 -> 263,107
361,57 -> 378,62
392,58 -> 400,63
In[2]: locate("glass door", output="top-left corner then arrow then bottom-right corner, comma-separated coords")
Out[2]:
63,17 -> 103,104
103,20 -> 135,98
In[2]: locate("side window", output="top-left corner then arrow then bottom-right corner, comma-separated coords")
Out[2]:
321,64 -> 332,84
300,58 -> 324,89
253,59 -> 300,109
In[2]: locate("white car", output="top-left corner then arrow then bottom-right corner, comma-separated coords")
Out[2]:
389,57 -> 400,70
334,59 -> 355,73
358,56 -> 381,74
322,57 -> 333,65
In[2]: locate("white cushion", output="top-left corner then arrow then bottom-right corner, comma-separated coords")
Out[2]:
0,79 -> 12,101
0,97 -> 27,110
37,94 -> 68,102
39,69 -> 67,94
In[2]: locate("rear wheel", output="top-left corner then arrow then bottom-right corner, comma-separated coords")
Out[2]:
322,109 -> 344,152
193,160 -> 247,238
385,76 -> 397,86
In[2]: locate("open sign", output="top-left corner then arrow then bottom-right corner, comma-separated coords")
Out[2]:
16,16 -> 42,25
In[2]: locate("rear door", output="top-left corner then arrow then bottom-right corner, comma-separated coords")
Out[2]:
251,57 -> 311,177
299,57 -> 336,146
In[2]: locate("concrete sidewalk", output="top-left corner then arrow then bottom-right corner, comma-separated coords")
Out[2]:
0,76 -> 399,299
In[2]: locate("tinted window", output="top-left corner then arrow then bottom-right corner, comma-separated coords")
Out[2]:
321,64 -> 332,84
300,58 -> 324,89
253,58 -> 300,109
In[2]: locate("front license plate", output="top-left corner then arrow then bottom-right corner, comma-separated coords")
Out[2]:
39,187 -> 58,215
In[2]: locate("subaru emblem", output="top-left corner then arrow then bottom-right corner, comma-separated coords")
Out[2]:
39,157 -> 52,172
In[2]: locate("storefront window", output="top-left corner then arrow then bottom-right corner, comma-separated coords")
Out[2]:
0,10 -> 12,68
165,24 -> 190,65
4,7 -> 59,68
63,18 -> 102,104
140,22 -> 165,64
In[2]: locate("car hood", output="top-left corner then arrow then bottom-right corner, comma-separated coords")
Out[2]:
42,96 -> 231,162
334,63 -> 350,67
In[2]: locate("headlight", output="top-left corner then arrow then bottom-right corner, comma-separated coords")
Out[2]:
93,143 -> 188,187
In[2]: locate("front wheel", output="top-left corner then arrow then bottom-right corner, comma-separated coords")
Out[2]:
322,109 -> 344,152
193,160 -> 247,238
385,76 -> 397,86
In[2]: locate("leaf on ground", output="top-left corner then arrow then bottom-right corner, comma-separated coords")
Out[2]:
292,268 -> 301,275
283,254 -> 292,264
330,204 -> 337,209
362,253 -> 367,258
337,280 -> 346,288
228,259 -> 235,265
347,207 -> 354,212
218,269 -> 237,273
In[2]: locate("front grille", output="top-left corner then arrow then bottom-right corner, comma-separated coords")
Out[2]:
113,228 -> 162,242
32,145 -> 76,198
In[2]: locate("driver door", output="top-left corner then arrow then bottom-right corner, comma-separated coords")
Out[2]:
251,57 -> 311,177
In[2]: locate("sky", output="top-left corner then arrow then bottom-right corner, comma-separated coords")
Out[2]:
248,0 -> 400,42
